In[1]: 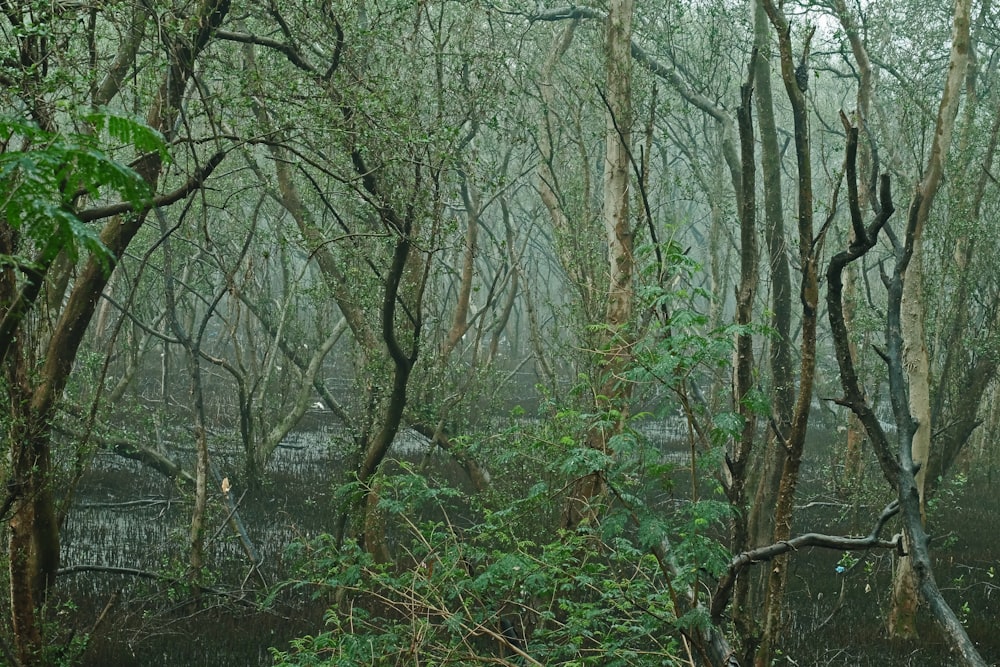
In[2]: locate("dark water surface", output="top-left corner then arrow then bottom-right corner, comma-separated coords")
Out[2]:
57,422 -> 1000,666
772,464 -> 1000,666
60,427 -> 343,667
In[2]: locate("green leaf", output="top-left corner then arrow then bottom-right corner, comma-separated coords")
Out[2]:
0,112 -> 165,272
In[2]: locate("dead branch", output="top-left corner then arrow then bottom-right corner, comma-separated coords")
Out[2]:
710,501 -> 900,622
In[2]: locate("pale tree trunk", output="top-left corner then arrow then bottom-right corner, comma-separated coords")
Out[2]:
486,202 -> 520,368
706,156 -> 730,331
161,206 -> 256,576
891,0 -> 971,637
188,381 -> 210,574
926,102 -> 1000,487
925,0 -> 996,489
441,170 -> 480,358
563,0 -> 634,529
534,19 -> 600,320
601,0 -> 633,336
160,220 -> 210,578
518,256 -> 559,394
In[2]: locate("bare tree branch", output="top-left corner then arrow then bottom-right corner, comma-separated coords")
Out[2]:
77,150 -> 227,223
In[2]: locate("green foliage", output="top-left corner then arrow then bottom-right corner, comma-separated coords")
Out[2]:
922,471 -> 969,553
271,238 -> 740,666
837,551 -> 859,572
273,393 -> 735,667
0,111 -> 164,269
272,469 -> 686,666
41,600 -> 90,667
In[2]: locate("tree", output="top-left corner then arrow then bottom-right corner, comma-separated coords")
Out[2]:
871,0 -> 973,637
0,1 -> 231,661
216,0 -> 520,558
826,113 -> 987,666
558,0 -> 636,529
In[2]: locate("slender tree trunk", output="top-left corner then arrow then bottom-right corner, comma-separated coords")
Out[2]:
188,370 -> 210,574
332,137 -> 425,556
748,0 -> 795,588
441,172 -> 480,357
535,20 -> 600,322
160,214 -> 214,578
563,0 -> 634,529
891,0 -> 971,635
7,418 -> 59,666
357,232 -> 419,561
725,45 -> 761,660
756,3 -> 817,663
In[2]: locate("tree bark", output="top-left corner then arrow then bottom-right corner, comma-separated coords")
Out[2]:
744,5 -> 791,652
755,4 -> 817,664
891,0 -> 971,636
563,0 -> 634,530
830,0 -> 876,498
727,47 -> 760,657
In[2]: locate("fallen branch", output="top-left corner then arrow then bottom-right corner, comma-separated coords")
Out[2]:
710,500 -> 901,622
53,422 -> 194,485
56,564 -> 258,605
76,498 -> 173,510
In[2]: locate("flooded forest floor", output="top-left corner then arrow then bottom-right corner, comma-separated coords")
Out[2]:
55,422 -> 1000,666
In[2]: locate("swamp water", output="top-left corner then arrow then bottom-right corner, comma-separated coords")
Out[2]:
54,419 -> 1000,666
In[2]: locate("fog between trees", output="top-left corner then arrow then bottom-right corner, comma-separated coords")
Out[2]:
2,1 -> 999,665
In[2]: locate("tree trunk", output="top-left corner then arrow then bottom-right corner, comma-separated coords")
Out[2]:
891,0 -> 971,635
827,114 -> 986,667
728,43 -> 761,657
7,420 -> 59,666
441,171 -> 481,358
830,0 -> 876,503
563,0 -> 634,530
744,7 -> 792,651
756,3 -> 817,663
344,151 -> 424,557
